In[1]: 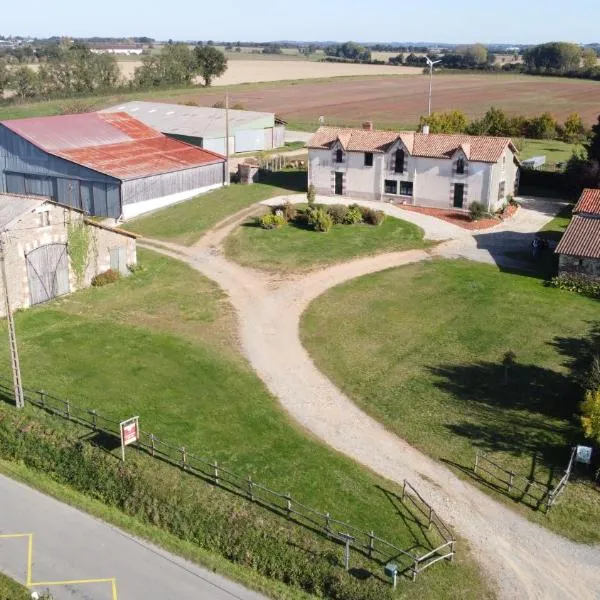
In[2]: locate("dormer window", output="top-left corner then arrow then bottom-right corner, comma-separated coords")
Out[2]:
336,149 -> 343,163
394,149 -> 405,173
456,158 -> 465,174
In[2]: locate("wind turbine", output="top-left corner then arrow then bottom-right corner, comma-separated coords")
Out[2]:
425,56 -> 442,117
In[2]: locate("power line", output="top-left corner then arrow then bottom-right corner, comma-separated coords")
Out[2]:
0,231 -> 24,409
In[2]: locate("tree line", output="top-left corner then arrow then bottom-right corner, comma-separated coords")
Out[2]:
0,42 -> 228,100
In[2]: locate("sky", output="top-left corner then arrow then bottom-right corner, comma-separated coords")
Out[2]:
3,0 -> 599,44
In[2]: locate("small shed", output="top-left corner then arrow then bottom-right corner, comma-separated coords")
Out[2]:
0,193 -> 137,316
556,188 -> 600,279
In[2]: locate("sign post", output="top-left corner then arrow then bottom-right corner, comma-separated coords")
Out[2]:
575,445 -> 593,465
120,416 -> 139,462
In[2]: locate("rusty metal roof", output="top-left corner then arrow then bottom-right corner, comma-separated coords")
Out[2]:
555,215 -> 600,259
574,188 -> 600,215
1,112 -> 225,181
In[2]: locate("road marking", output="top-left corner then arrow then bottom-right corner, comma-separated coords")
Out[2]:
0,533 -> 118,599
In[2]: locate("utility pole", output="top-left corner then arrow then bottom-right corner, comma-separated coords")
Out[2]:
0,232 -> 24,408
225,91 -> 231,186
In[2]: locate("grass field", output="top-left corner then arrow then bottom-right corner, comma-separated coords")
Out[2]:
0,572 -> 29,600
520,139 -> 580,164
225,206 -> 428,272
0,249 -> 489,598
127,174 -> 305,245
302,259 -> 600,543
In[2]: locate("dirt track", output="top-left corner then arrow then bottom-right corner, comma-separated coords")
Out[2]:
140,199 -> 600,599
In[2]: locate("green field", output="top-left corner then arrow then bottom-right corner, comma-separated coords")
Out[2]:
0,249 -> 489,598
302,259 -> 600,542
0,572 -> 29,600
127,174 -> 305,246
519,139 -> 580,165
225,206 -> 428,272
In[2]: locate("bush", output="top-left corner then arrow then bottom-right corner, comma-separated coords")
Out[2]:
360,207 -> 386,226
307,184 -> 316,205
326,204 -> 349,224
548,273 -> 600,298
259,213 -> 286,230
91,269 -> 120,287
272,202 -> 297,222
344,206 -> 363,225
468,201 -> 488,221
307,207 -> 333,232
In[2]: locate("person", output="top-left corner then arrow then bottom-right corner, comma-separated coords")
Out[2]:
531,236 -> 542,258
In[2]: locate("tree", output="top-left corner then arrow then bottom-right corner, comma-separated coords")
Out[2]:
419,110 -> 468,134
580,388 -> 600,443
523,42 -> 582,72
586,116 -> 600,163
10,66 -> 39,98
134,43 -> 197,87
194,45 -> 227,86
582,48 -> 598,69
525,112 -> 558,139
468,106 -> 510,136
0,59 -> 8,95
563,113 -> 585,142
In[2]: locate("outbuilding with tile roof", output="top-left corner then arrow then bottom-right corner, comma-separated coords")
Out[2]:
308,125 -> 520,211
0,112 -> 227,219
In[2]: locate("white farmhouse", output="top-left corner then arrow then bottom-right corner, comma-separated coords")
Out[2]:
308,124 -> 520,212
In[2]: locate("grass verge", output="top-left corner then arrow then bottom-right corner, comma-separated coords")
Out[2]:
126,174 -> 306,246
224,205 -> 428,272
0,570 -> 29,600
301,259 -> 600,542
0,249 -> 491,598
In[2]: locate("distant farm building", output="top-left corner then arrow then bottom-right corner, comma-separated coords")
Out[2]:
0,193 -> 137,316
0,112 -> 226,219
89,43 -> 143,55
102,101 -> 287,155
556,188 -> 600,280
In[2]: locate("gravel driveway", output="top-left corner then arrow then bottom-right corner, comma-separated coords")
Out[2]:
141,195 -> 600,599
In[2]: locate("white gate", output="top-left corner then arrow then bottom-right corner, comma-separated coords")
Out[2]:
25,244 -> 70,306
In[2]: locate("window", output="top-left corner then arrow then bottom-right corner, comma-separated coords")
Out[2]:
400,181 -> 414,196
38,211 -> 50,227
336,149 -> 343,163
498,181 -> 506,200
456,158 -> 465,174
384,180 -> 398,195
364,152 -> 374,167
394,149 -> 405,173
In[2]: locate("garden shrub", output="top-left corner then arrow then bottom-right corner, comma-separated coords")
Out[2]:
344,206 -> 363,225
360,207 -> 386,226
307,184 -> 316,205
272,202 -> 297,222
259,213 -> 286,230
326,204 -> 349,225
549,273 -> 600,298
468,201 -> 488,221
0,408 -> 393,600
91,269 -> 120,287
307,208 -> 334,232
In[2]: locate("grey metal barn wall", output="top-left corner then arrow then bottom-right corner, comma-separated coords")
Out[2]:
0,125 -> 121,217
120,163 -> 224,206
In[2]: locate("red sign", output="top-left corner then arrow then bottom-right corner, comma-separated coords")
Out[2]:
122,421 -> 138,446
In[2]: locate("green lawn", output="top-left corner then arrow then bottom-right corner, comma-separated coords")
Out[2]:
301,259 -> 600,542
126,174 -> 305,246
0,572 -> 29,600
0,249 -> 489,599
224,206 -> 428,272
519,139 -> 580,165
540,204 -> 573,242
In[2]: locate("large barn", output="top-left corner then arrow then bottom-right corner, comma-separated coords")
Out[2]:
0,112 -> 227,219
102,101 -> 287,155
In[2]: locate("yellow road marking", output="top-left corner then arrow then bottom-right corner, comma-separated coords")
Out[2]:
1,533 -> 118,599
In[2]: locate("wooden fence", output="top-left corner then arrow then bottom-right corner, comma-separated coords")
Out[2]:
0,375 -> 455,583
474,449 -> 575,512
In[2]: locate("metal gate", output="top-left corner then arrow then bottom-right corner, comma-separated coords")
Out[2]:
25,244 -> 70,306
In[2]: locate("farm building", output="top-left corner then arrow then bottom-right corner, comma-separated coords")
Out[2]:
102,101 -> 286,155
0,193 -> 137,317
556,188 -> 600,279
0,112 -> 227,219
308,124 -> 520,212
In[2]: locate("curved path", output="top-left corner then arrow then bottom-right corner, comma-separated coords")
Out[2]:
141,196 -> 600,600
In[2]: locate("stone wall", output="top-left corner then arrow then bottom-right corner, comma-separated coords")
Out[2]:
558,254 -> 600,279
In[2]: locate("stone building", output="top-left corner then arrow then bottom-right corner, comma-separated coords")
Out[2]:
556,188 -> 600,279
0,193 -> 137,317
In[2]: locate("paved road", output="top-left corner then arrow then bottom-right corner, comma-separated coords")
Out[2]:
0,474 -> 266,600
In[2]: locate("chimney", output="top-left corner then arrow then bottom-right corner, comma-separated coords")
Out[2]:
422,124 -> 430,135
362,121 -> 373,131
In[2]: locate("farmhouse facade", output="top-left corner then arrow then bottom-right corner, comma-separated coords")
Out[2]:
308,125 -> 519,212
556,188 -> 600,279
0,112 -> 227,219
0,193 -> 137,317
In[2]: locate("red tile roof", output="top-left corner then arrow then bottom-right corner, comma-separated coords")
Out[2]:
574,188 -> 600,215
308,126 -> 515,163
555,215 -> 600,259
1,112 -> 225,181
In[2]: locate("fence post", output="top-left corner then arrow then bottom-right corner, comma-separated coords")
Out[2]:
90,409 -> 97,430
247,476 -> 254,501
180,447 -> 187,470
428,506 -> 433,529
412,558 -> 418,582
213,461 -> 219,485
39,390 -> 46,409
150,434 -> 155,457
368,531 -> 375,558
286,493 -> 292,519
402,480 -> 407,500
450,540 -> 455,562
508,471 -> 514,494
66,399 -> 71,420
474,451 -> 479,475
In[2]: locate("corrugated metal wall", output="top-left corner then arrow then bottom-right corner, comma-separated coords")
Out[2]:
0,125 -> 121,217
120,163 -> 224,206
235,129 -> 265,153
273,125 -> 286,149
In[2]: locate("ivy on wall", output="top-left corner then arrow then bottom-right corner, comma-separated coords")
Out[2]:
67,220 -> 91,287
